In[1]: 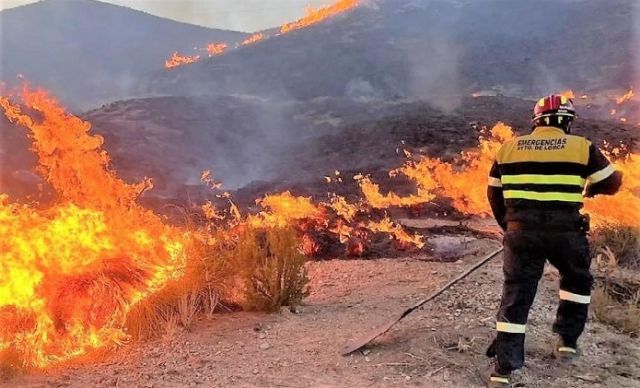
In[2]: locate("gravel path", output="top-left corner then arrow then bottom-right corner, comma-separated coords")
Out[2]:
9,238 -> 639,388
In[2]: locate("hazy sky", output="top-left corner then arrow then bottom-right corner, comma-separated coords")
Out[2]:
0,0 -> 337,32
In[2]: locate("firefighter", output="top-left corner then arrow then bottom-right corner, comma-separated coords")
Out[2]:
484,95 -> 623,387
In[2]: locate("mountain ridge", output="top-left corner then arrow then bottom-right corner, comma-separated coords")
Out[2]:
140,0 -> 636,103
0,0 -> 248,109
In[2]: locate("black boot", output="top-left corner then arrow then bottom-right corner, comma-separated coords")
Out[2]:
552,336 -> 579,362
487,370 -> 511,387
486,338 -> 497,358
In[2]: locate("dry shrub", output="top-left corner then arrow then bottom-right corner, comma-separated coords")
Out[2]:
123,224 -> 309,340
124,226 -> 235,340
590,223 -> 640,335
227,226 -> 310,312
591,286 -> 640,336
590,223 -> 640,269
160,309 -> 180,341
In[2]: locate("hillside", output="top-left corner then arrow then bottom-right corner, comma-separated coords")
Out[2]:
2,95 -> 635,206
141,0 -> 637,102
0,0 -> 247,109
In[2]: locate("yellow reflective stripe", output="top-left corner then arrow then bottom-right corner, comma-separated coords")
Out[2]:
559,290 -> 591,304
588,164 -> 615,184
558,347 -> 577,354
496,322 -> 526,334
501,174 -> 585,187
503,190 -> 583,202
488,177 -> 502,187
490,376 -> 510,384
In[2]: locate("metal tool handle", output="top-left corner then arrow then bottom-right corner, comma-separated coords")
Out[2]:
400,246 -> 504,319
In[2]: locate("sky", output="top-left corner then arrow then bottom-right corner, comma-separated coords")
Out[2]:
0,0 -> 337,32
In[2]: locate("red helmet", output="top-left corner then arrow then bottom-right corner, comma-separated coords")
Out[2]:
533,95 -> 577,130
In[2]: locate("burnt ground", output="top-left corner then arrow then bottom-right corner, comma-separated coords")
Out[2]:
2,95 -> 637,210
8,220 -> 640,388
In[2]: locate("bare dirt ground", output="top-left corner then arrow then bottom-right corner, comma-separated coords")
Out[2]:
8,230 -> 640,388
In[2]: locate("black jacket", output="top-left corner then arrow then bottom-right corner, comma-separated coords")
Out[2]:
487,127 -> 622,229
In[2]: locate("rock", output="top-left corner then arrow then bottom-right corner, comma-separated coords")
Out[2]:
280,306 -> 293,315
259,343 -> 271,350
575,374 -> 601,383
165,368 -> 181,376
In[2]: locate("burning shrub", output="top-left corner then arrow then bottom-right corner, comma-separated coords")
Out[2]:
227,227 -> 310,313
123,223 -> 310,341
0,88 -> 189,369
124,224 -> 237,340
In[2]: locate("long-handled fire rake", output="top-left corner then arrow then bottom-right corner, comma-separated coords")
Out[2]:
340,246 -> 504,355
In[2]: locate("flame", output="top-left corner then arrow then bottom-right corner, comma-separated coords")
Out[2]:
584,150 -> 640,227
0,86 -> 186,367
559,90 -> 576,99
206,43 -> 228,57
243,189 -> 425,254
359,176 -> 436,209
615,88 -> 635,105
165,43 -> 226,69
361,123 -> 513,216
280,0 -> 359,34
362,123 -> 639,228
164,0 -> 361,69
164,52 -> 200,69
248,192 -> 326,228
0,82 -> 491,369
559,90 -> 590,100
366,217 -> 424,249
241,33 -> 264,46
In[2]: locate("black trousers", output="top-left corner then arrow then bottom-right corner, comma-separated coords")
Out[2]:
491,229 -> 593,374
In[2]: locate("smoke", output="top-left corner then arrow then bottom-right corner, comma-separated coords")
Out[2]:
406,40 -> 463,113
106,0 -> 336,32
345,78 -> 380,100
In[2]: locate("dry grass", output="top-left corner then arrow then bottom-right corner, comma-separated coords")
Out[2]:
226,227 -> 310,312
177,289 -> 200,328
160,309 -> 180,341
591,223 -> 640,269
123,224 -> 309,341
590,223 -> 640,335
591,287 -> 640,336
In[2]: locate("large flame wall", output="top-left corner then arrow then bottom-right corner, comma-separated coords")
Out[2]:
0,87 -> 186,367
